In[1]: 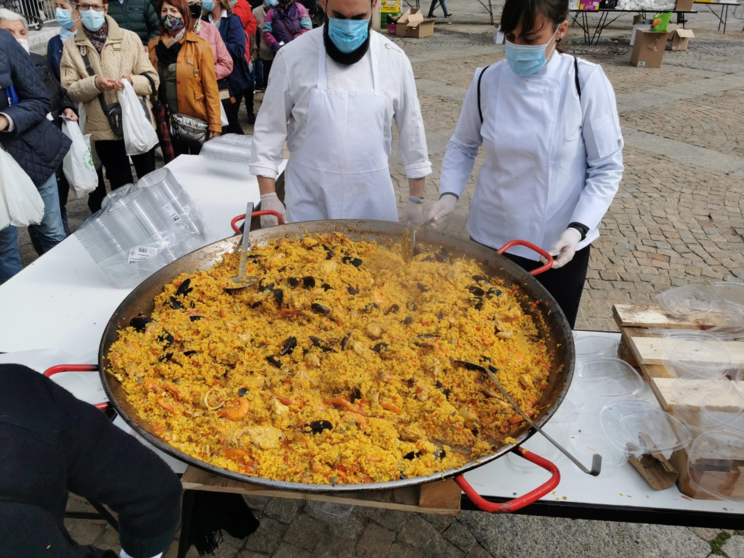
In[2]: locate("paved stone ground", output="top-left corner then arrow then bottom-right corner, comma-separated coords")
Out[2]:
23,2 -> 744,556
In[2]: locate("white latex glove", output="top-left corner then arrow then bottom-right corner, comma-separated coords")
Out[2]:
546,228 -> 581,270
426,194 -> 458,229
401,199 -> 425,227
259,192 -> 286,228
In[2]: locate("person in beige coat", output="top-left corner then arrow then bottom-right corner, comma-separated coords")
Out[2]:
61,1 -> 160,212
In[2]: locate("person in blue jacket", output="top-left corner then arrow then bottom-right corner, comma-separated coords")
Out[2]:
47,0 -> 82,81
203,0 -> 253,134
0,27 -> 71,285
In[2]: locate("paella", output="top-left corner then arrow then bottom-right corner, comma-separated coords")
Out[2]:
107,232 -> 554,485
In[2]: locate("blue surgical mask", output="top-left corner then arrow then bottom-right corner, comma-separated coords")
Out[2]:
81,9 -> 105,31
265,0 -> 276,7
327,17 -> 369,54
56,7 -> 76,29
201,0 -> 214,11
504,28 -> 559,77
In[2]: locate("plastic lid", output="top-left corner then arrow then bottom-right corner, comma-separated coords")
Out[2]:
711,282 -> 744,311
687,429 -> 744,501
575,358 -> 644,399
569,414 -> 628,478
656,286 -> 718,316
665,332 -> 733,379
574,334 -> 619,361
699,381 -> 744,432
600,400 -> 691,457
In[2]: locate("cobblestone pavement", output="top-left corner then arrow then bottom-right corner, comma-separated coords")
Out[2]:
26,1 -> 744,555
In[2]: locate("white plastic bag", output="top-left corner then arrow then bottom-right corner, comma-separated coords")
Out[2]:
0,149 -> 44,227
61,120 -> 98,198
118,79 -> 159,156
220,102 -> 229,127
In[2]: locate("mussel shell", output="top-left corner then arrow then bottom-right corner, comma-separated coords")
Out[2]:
176,278 -> 193,297
280,336 -> 297,356
306,420 -> 333,434
311,303 -> 331,315
129,316 -> 154,332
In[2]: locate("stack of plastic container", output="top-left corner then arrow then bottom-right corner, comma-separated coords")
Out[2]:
74,168 -> 211,288
651,283 -> 744,500
199,134 -> 253,177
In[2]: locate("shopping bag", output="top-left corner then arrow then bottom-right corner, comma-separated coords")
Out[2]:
0,149 -> 44,227
220,102 -> 229,127
61,120 -> 98,198
117,79 -> 159,156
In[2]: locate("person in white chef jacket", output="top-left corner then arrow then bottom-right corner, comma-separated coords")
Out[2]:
428,0 -> 623,328
248,0 -> 432,227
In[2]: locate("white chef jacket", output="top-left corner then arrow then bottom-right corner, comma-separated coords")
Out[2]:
440,53 -> 624,261
249,27 -> 432,181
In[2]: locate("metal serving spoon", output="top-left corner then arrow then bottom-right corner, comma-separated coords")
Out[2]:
402,216 -> 436,262
453,359 -> 602,477
225,202 -> 259,291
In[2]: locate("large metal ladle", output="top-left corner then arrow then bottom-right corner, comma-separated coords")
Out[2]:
453,359 -> 602,477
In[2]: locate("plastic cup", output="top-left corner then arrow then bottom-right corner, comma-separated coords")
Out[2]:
308,501 -> 354,524
600,399 -> 691,459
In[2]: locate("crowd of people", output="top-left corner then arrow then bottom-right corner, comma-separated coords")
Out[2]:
0,0 -> 317,284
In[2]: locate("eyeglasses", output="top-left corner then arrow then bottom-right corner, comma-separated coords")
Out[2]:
77,3 -> 105,11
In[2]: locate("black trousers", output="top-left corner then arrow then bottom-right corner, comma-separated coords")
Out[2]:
222,94 -> 244,135
173,140 -> 203,156
89,140 -> 156,213
503,245 -> 591,329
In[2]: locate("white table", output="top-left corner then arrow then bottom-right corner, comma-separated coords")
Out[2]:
694,0 -> 741,33
1,174 -> 742,526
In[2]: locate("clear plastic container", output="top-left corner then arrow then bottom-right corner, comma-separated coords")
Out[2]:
664,332 -> 734,379
687,429 -> 744,501
575,358 -> 644,407
568,414 -> 628,478
308,501 -> 354,524
574,334 -> 619,362
710,282 -> 744,312
200,134 -> 253,176
699,380 -> 744,432
101,183 -> 134,210
599,400 -> 691,458
656,286 -> 719,317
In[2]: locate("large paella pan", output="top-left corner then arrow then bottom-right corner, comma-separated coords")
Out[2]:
96,219 -> 575,507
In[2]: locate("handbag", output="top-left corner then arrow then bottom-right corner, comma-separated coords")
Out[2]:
141,73 -> 174,163
80,49 -> 149,138
170,113 -> 209,147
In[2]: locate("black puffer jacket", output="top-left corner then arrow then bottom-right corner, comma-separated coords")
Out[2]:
0,31 -> 71,187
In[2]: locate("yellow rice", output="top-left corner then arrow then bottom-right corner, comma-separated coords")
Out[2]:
107,232 -> 553,485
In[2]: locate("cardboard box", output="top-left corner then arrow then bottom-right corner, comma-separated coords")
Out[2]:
666,25 -> 694,51
630,19 -> 652,46
630,29 -> 668,68
380,0 -> 401,14
675,0 -> 694,11
394,9 -> 435,38
632,14 -> 644,25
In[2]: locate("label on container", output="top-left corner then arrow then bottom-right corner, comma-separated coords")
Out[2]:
129,246 -> 159,263
162,203 -> 182,223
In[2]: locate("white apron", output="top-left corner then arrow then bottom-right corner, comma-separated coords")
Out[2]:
284,35 -> 398,223
468,69 -> 562,260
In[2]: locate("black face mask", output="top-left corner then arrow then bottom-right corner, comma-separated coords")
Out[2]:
189,3 -> 201,18
322,22 -> 371,66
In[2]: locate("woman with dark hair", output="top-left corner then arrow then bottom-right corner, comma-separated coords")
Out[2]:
148,0 -> 221,155
428,0 -> 623,328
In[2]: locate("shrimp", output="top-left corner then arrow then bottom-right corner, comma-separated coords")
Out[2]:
224,447 -> 253,464
325,397 -> 366,416
158,398 -> 176,414
380,399 -> 402,415
218,398 -> 250,421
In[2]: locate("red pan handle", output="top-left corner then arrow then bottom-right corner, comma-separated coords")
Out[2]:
455,448 -> 560,513
45,365 -> 109,411
498,240 -> 554,276
231,211 -> 285,234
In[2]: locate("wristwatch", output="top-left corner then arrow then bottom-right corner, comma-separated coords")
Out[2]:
568,222 -> 589,242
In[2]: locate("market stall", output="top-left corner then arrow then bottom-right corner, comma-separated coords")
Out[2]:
1,153 -> 743,557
